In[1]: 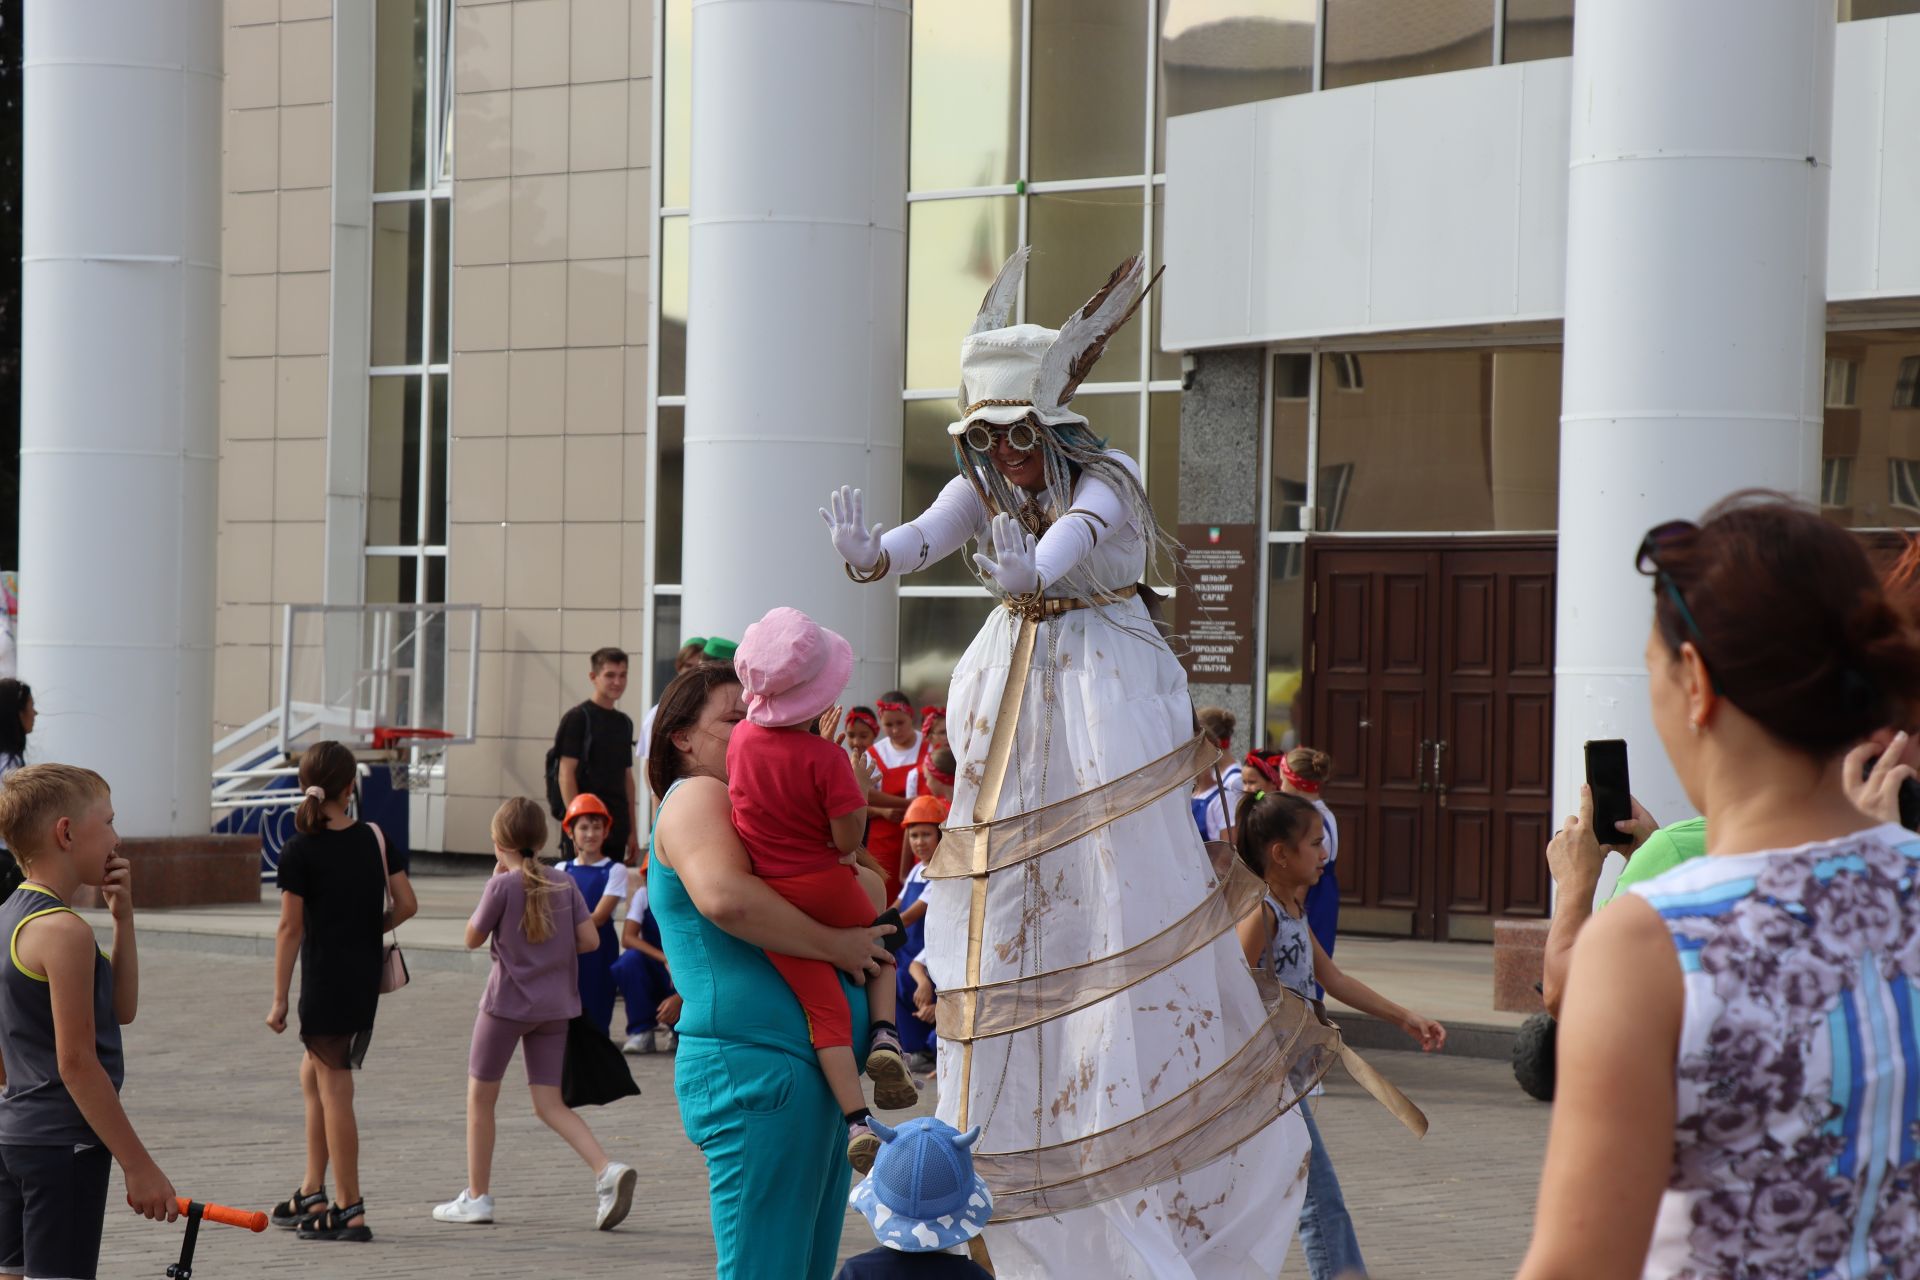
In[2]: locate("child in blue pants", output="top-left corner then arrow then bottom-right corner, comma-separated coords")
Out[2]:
893,796 -> 945,1069
613,895 -> 677,1054
557,794 -> 628,1036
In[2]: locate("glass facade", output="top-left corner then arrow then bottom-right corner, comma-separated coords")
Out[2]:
1821,332 -> 1920,528
367,0 -> 453,609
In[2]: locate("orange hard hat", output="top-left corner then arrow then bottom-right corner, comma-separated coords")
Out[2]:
903,795 -> 949,829
563,792 -> 612,832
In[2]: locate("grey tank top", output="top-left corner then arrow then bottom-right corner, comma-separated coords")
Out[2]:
0,884 -> 123,1145
1257,893 -> 1315,1001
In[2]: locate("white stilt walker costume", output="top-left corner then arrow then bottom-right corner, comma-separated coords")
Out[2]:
824,252 -> 1422,1277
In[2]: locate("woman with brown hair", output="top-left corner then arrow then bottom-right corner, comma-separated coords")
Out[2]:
645,662 -> 897,1278
1518,496 -> 1920,1279
264,741 -> 418,1243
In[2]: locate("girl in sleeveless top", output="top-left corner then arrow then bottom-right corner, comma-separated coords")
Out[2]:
1518,498 -> 1920,1279
1234,790 -> 1445,1280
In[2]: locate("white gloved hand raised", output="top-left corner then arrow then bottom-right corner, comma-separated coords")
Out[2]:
972,512 -> 1040,596
819,486 -> 885,572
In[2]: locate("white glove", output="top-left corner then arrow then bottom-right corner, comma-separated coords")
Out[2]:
972,512 -> 1040,596
819,486 -> 885,572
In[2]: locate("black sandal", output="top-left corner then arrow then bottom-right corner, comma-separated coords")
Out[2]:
297,1201 -> 372,1243
270,1184 -> 327,1229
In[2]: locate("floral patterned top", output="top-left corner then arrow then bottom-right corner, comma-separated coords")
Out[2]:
1628,822 -> 1920,1279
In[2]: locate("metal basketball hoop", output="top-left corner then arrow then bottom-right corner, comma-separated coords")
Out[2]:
371,726 -> 454,792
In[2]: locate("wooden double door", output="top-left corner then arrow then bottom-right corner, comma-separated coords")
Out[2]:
1307,540 -> 1555,941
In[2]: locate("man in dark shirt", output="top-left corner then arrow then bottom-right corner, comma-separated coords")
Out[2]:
556,647 -> 640,864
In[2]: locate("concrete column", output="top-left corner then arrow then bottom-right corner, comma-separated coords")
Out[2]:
1554,0 -> 1831,841
1178,348 -> 1265,740
682,0 -> 909,694
17,0 -> 221,836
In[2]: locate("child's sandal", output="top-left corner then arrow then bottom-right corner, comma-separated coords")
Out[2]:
270,1184 -> 327,1229
297,1201 -> 373,1243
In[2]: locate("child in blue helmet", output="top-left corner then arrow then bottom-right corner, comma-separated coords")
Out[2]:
838,1117 -> 993,1278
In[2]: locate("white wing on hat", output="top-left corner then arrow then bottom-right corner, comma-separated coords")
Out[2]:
969,246 -> 1030,336
1031,254 -> 1163,416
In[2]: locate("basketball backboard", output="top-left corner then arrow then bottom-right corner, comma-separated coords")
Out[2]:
276,602 -> 481,756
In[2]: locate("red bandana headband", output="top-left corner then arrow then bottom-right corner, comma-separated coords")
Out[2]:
1277,757 -> 1321,795
847,709 -> 878,731
925,757 -> 955,787
876,700 -> 912,715
921,706 -> 946,733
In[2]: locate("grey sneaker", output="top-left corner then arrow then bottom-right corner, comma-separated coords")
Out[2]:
595,1162 -> 637,1231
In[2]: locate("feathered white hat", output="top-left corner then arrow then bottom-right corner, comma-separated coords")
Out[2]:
948,248 -> 1162,437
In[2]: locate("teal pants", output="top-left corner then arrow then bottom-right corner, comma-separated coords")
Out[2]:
675,1039 -> 853,1279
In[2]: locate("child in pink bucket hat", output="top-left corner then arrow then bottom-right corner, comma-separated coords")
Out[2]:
727,607 -> 919,1173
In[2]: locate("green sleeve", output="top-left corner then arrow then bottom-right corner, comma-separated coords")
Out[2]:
1605,817 -> 1709,904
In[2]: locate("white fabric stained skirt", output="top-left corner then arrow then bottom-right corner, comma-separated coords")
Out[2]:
921,597 -> 1309,1278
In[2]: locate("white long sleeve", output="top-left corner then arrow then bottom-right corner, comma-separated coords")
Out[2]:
876,474 -> 989,578
1034,465 -> 1132,591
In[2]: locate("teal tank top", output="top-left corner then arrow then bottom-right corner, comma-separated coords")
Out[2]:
647,779 -> 869,1057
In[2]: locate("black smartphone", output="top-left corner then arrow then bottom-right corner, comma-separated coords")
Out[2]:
1860,754 -> 1920,832
1584,739 -> 1633,849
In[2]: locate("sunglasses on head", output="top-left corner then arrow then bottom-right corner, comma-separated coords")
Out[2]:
964,421 -> 1039,454
1636,520 -> 1721,693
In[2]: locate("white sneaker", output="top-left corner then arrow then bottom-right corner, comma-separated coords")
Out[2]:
622,1031 -> 655,1055
595,1162 -> 637,1231
431,1189 -> 494,1224
656,1027 -> 677,1053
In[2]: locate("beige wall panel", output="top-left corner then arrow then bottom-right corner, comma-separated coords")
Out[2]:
622,346 -> 648,433
622,255 -> 647,345
445,735 -> 506,797
566,259 -> 624,347
452,436 -> 510,522
456,91 -> 512,180
215,602 -> 273,648
228,108 -> 281,192
508,261 -> 568,348
565,346 -> 623,434
228,24 -> 281,109
499,649 -> 564,738
504,435 -> 565,521
453,264 -> 512,350
218,527 -> 275,605
229,0 -> 279,25
560,534 -> 620,613
625,76 -> 650,169
271,521 -> 327,602
276,272 -> 332,356
560,608 -> 620,657
621,434 -> 647,522
276,356 -> 329,439
214,643 -> 274,734
448,521 -> 508,608
567,169 -> 627,263
504,522 -> 565,609
511,85 -> 569,175
619,520 -> 647,609
273,438 -> 328,523
504,607 -> 564,654
507,348 -> 566,433
627,0 -> 650,76
455,178 -> 512,265
509,173 -> 568,259
225,191 -> 279,276
220,440 -> 277,523
571,0 -> 628,84
458,2 -> 514,93
512,0 -> 571,88
501,738 -> 554,812
281,0 -> 333,21
278,19 -> 332,107
562,434 -> 623,512
278,104 -> 333,189
222,357 -> 277,441
225,275 -> 278,357
568,82 -> 626,171
277,187 -> 332,273
444,794 -> 506,853
623,168 -> 648,256
453,351 -> 510,434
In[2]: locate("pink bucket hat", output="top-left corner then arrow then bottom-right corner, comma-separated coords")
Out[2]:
735,607 -> 854,728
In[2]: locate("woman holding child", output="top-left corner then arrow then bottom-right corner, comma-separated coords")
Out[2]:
646,660 -> 896,1279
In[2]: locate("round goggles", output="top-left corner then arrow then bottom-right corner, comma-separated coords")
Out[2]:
964,421 -> 1039,454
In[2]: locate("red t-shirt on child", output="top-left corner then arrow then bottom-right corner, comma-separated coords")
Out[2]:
727,721 -> 866,878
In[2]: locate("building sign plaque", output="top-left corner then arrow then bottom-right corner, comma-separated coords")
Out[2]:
1175,522 -> 1258,684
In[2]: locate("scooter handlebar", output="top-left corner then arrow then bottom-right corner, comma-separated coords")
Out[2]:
175,1199 -> 268,1232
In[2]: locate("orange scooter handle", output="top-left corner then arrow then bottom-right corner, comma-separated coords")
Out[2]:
175,1199 -> 268,1232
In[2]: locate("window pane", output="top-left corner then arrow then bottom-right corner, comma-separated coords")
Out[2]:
1823,331 -> 1920,529
431,197 -> 451,364
1147,391 -> 1181,586
1149,187 -> 1180,381
664,0 -> 691,207
1159,0 -> 1314,165
1503,0 -> 1573,63
906,197 -> 1018,390
910,0 -> 1020,191
660,216 -> 689,396
1028,189 -> 1147,383
1269,354 -> 1310,532
900,594 -> 996,707
426,373 -> 448,545
1841,1 -> 1920,18
650,593 -> 684,704
435,0 -> 455,185
374,0 -> 429,193
368,376 -> 422,545
1315,349 -> 1561,532
903,401 -> 977,587
1262,548 -> 1306,751
1323,0 -> 1495,91
1070,391 -> 1140,459
371,201 -> 426,367
1031,0 -> 1148,182
365,554 -> 417,606
655,405 -> 684,583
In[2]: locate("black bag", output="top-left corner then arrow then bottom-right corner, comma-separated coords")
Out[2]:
561,1014 -> 640,1108
545,702 -> 595,820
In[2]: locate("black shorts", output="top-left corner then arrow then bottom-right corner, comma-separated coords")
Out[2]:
0,1140 -> 112,1278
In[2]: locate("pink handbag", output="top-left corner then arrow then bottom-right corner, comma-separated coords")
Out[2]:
370,824 -> 410,994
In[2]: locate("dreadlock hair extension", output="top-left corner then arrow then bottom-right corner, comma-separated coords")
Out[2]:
1233,789 -> 1319,881
491,797 -> 559,944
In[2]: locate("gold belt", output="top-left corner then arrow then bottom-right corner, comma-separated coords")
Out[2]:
1001,582 -> 1138,622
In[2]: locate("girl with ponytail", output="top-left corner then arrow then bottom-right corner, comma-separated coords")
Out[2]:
266,740 -> 418,1243
1232,786 -> 1444,1280
433,797 -> 638,1231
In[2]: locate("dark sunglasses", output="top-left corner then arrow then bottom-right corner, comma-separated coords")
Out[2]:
1636,520 -> 1721,693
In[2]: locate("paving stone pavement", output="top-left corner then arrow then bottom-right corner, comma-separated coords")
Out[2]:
95,948 -> 1549,1278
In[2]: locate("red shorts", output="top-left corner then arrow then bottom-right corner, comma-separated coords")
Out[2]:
764,865 -> 879,1050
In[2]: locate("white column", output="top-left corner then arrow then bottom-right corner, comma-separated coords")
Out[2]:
682,0 -> 909,695
1554,0 -> 1832,855
17,0 -> 221,836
